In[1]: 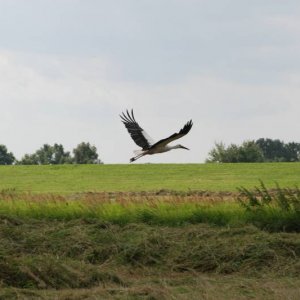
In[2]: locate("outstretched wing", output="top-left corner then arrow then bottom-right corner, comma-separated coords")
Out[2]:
120,109 -> 154,150
150,120 -> 193,149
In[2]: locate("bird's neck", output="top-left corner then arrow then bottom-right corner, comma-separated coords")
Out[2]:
168,144 -> 181,150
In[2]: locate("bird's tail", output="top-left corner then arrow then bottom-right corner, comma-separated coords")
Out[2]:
130,150 -> 145,163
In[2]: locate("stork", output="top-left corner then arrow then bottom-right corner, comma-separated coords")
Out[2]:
120,109 -> 193,162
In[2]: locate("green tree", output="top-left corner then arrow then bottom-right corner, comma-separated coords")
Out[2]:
284,142 -> 300,162
0,145 -> 15,165
223,144 -> 240,162
18,144 -> 72,165
207,139 -> 300,163
36,144 -> 54,164
206,142 -> 227,163
206,142 -> 240,163
206,141 -> 263,163
237,141 -> 264,162
72,142 -> 102,164
255,138 -> 300,162
52,144 -> 73,164
17,153 -> 39,165
255,138 -> 286,162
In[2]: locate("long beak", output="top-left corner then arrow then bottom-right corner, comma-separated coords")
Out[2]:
181,146 -> 189,150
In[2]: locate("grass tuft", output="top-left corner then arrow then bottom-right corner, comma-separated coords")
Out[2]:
238,181 -> 300,232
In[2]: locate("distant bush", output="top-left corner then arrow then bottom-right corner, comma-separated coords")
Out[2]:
17,144 -> 72,165
256,138 -> 300,162
207,138 -> 300,163
17,142 -> 103,165
72,142 -> 102,164
206,141 -> 264,163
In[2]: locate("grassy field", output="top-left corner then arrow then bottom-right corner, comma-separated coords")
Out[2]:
0,162 -> 299,193
0,163 -> 300,299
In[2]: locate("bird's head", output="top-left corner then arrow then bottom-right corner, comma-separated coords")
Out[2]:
176,144 -> 190,150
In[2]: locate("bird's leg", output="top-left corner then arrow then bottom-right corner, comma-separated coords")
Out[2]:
130,153 -> 145,163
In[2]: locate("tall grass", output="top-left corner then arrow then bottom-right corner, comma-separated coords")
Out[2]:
237,181 -> 300,232
0,198 -> 242,226
0,181 -> 299,232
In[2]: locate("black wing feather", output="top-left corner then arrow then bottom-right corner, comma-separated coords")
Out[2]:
150,120 -> 193,149
120,109 -> 152,150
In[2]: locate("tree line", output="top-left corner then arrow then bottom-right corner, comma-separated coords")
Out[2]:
1,138 -> 299,165
207,138 -> 300,163
0,142 -> 102,165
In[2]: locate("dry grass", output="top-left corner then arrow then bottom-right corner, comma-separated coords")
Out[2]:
0,188 -> 236,203
0,219 -> 300,299
1,275 -> 300,299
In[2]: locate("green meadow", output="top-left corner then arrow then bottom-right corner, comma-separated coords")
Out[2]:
0,163 -> 300,299
0,162 -> 299,193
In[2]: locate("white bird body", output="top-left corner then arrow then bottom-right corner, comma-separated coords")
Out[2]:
147,144 -> 181,154
120,110 -> 193,162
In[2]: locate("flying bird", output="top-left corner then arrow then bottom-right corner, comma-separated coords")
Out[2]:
120,109 -> 193,162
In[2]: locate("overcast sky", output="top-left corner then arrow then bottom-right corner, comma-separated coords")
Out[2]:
1,0 -> 300,163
